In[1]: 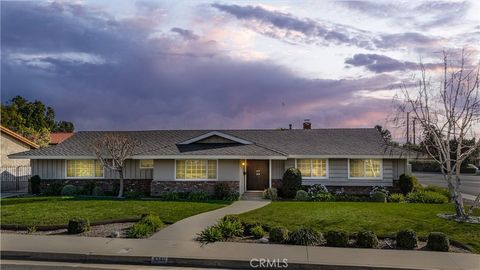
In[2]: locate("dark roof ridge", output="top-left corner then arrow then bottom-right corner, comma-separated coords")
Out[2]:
74,127 -> 377,133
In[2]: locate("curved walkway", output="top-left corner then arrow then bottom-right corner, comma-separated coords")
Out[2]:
150,200 -> 270,241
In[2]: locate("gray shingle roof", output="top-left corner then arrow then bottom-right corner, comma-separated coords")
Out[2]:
10,128 -> 406,158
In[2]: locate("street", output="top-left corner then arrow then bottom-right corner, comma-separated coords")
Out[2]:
1,260 -> 228,270
413,172 -> 480,196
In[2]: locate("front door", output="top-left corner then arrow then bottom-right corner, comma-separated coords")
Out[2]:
246,160 -> 269,191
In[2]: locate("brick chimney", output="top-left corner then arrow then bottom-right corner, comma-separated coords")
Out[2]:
303,119 -> 311,129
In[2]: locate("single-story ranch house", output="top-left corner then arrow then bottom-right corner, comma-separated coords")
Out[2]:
9,126 -> 409,195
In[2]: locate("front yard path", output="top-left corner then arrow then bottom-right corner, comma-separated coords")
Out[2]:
150,200 -> 270,241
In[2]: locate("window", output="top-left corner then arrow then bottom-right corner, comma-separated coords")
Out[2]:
296,159 -> 327,178
139,159 -> 154,169
349,159 -> 382,178
66,160 -> 103,178
175,160 -> 217,180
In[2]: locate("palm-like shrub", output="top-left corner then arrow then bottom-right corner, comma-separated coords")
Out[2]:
287,227 -> 323,246
269,227 -> 289,243
356,230 -> 378,248
396,229 -> 418,249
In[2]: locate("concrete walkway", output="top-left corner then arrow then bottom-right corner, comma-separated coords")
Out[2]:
2,234 -> 479,270
151,200 -> 270,241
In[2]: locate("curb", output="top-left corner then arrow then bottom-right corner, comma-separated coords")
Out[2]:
1,250 -> 428,270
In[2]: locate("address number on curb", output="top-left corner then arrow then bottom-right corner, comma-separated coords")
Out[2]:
151,256 -> 168,264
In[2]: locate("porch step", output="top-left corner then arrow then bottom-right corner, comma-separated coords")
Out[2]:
241,191 -> 266,201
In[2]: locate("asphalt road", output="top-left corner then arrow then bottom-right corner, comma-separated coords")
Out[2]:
413,172 -> 480,196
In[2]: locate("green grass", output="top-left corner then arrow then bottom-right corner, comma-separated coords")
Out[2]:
238,202 -> 480,252
1,196 -> 228,226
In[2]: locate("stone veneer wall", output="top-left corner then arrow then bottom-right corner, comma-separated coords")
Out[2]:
271,179 -> 398,195
40,179 -> 152,194
151,180 -> 239,196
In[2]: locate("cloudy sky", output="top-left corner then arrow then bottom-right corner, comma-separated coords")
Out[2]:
2,1 -> 479,139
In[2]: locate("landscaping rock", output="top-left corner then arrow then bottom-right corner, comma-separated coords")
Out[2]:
258,237 -> 269,243
110,231 -> 120,238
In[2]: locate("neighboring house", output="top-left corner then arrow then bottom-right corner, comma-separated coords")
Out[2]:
1,125 -> 39,167
49,132 -> 74,145
9,126 -> 409,195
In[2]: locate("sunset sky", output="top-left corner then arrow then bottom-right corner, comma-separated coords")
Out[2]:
2,1 -> 479,140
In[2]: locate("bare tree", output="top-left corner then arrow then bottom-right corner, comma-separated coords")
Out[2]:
91,134 -> 140,198
396,50 -> 480,220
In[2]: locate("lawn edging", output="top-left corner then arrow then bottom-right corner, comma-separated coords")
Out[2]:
1,217 -> 142,231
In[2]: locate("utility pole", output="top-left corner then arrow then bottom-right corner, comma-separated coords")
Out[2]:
412,118 -> 416,145
406,112 -> 410,144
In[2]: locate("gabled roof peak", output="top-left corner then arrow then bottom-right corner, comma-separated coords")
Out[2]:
178,131 -> 253,145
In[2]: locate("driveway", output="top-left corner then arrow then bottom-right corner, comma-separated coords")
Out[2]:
413,172 -> 480,196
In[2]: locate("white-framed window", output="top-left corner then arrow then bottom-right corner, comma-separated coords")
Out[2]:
348,159 -> 382,179
296,159 -> 328,178
139,159 -> 154,169
175,160 -> 217,180
66,160 -> 104,178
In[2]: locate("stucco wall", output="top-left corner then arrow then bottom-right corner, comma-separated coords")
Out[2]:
1,132 -> 31,167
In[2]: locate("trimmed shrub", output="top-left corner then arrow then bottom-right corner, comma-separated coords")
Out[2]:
217,219 -> 244,238
61,185 -> 78,196
30,175 -> 41,195
399,174 -> 419,195
67,218 -> 90,234
128,223 -> 152,238
79,180 -> 97,195
140,214 -> 163,231
43,182 -> 64,196
224,192 -> 240,201
187,191 -> 210,201
389,193 -> 405,203
214,182 -> 232,200
334,194 -> 369,202
269,227 -> 289,243
295,190 -> 310,201
263,188 -> 278,200
124,189 -> 144,199
311,193 -> 335,202
325,230 -> 349,247
356,230 -> 378,248
406,191 -> 448,204
396,229 -> 418,249
287,227 -> 323,246
196,226 -> 223,244
280,168 -> 302,198
307,184 -> 328,197
222,214 -> 240,223
427,232 -> 449,252
250,225 -> 266,239
91,186 -> 104,196
423,185 -> 451,201
370,192 -> 388,202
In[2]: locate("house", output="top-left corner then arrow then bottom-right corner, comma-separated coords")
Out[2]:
1,125 -> 39,167
8,124 -> 409,195
49,132 -> 74,145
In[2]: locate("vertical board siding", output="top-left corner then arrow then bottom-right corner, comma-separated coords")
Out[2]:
329,159 -> 348,179
383,160 -> 393,181
284,159 -> 295,170
271,160 -> 285,179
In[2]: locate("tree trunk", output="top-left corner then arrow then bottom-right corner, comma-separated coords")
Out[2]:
452,176 -> 467,219
118,169 -> 124,198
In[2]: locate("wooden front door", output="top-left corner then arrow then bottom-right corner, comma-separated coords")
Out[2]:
246,160 -> 269,191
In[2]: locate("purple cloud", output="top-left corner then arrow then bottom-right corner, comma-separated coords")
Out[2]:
345,54 -> 443,73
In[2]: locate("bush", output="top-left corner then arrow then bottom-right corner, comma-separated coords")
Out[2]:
406,191 -> 448,204
163,192 -> 180,201
426,232 -> 449,252
307,184 -> 328,197
67,218 -> 90,234
311,193 -> 335,202
263,188 -> 278,200
399,174 -> 419,195
356,230 -> 378,248
196,226 -> 223,244
140,214 -> 163,231
423,185 -> 451,201
325,230 -> 349,247
30,175 -> 41,195
389,193 -> 405,203
187,191 -> 210,201
61,185 -> 78,196
91,186 -> 104,196
124,189 -> 144,199
43,182 -> 64,196
280,168 -> 302,198
334,194 -> 369,202
396,229 -> 418,250
370,192 -> 388,202
222,214 -> 240,223
242,221 -> 261,235
80,180 -> 97,195
287,227 -> 323,246
295,190 -> 310,201
224,192 -> 240,201
269,227 -> 289,243
127,223 -> 152,238
250,225 -> 266,239
214,182 -> 232,200
217,219 -> 244,238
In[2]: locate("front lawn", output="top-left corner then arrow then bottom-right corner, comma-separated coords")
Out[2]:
1,196 -> 228,226
238,202 -> 480,252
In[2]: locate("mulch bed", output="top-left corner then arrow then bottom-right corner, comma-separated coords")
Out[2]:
227,236 -> 472,253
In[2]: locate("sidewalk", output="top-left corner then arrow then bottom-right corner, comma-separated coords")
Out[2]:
1,234 -> 479,270
151,200 -> 270,241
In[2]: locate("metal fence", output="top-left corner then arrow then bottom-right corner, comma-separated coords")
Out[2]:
1,166 -> 31,193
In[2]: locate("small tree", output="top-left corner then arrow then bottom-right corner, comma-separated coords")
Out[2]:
280,167 -> 302,198
91,134 -> 139,198
395,50 -> 480,220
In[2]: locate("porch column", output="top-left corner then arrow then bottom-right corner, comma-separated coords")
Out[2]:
269,159 -> 272,188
